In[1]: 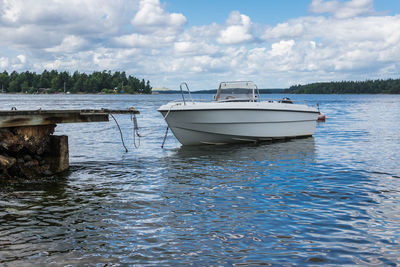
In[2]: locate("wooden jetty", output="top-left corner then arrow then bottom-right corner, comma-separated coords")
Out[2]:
0,108 -> 139,181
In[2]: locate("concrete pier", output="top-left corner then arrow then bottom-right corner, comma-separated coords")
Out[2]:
0,108 -> 139,181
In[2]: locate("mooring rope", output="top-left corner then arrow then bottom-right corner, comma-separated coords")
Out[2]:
159,103 -> 178,148
161,127 -> 169,148
110,113 -> 128,152
163,103 -> 178,120
131,113 -> 142,149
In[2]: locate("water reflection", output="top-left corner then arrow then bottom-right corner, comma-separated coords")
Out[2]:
150,138 -> 321,265
159,137 -> 316,189
172,137 -> 316,162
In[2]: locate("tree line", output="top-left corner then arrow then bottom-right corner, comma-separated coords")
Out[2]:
0,70 -> 152,94
285,79 -> 400,94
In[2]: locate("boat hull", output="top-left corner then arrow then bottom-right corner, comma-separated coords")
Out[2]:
158,102 -> 319,145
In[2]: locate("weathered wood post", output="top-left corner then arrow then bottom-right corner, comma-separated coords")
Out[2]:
46,135 -> 69,174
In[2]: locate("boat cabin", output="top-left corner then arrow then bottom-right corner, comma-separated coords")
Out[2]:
214,81 -> 258,102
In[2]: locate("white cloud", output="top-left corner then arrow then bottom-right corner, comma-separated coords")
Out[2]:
16,54 -> 26,64
0,0 -> 130,30
0,57 -> 9,69
46,35 -> 88,53
310,0 -> 374,19
0,0 -> 134,50
174,41 -> 218,56
269,40 -> 295,57
262,14 -> 400,77
131,0 -> 186,33
114,0 -> 187,50
217,11 -> 253,44
114,33 -> 174,48
265,22 -> 305,39
309,0 -> 339,14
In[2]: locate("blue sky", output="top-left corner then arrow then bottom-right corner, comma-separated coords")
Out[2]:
167,0 -> 400,26
1,0 -> 400,89
166,0 -> 312,26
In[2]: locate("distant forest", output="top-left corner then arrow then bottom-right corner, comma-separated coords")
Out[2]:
285,79 -> 400,94
153,88 -> 285,94
0,70 -> 152,94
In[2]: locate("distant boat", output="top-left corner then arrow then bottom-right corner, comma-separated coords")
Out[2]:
158,81 -> 320,145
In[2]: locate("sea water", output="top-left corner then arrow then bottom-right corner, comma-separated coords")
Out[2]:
0,94 -> 399,265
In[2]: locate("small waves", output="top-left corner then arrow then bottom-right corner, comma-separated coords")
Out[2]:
1,94 -> 400,265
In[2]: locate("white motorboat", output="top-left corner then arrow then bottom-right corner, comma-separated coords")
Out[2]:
158,81 -> 319,146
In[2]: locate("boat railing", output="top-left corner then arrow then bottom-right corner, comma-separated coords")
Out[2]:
256,84 -> 261,102
179,82 -> 194,105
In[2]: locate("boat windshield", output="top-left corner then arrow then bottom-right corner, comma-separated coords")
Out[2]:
214,81 -> 257,102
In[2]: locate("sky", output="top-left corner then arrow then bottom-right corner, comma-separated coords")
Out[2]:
1,0 -> 400,90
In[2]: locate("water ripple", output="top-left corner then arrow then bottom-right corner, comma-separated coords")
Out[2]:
1,94 -> 400,265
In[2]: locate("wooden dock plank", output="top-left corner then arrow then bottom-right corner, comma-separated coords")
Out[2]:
0,108 -> 139,128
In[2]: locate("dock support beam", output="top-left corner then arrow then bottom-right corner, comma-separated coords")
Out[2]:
0,125 -> 69,180
46,135 -> 69,175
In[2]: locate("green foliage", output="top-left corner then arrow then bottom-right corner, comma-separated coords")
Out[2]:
0,70 -> 152,94
285,79 -> 400,94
